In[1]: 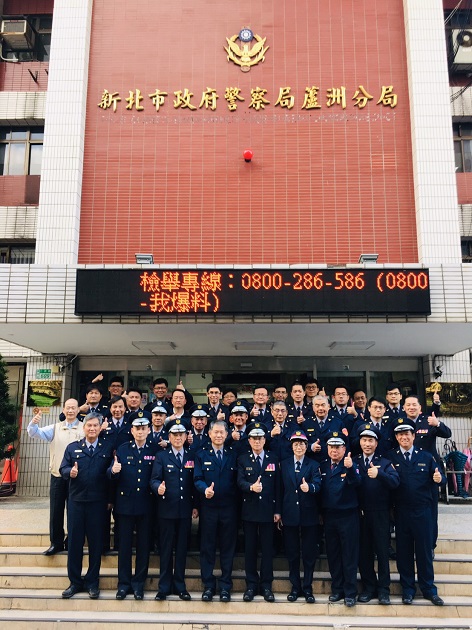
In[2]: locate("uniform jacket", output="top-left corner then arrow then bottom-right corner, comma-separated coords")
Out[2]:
355,452 -> 400,512
351,417 -> 395,456
147,426 -> 169,451
187,427 -> 211,455
249,407 -> 273,428
194,446 -> 238,510
266,421 -> 297,462
319,457 -> 361,512
237,450 -> 281,522
287,403 -> 313,424
411,414 -> 451,464
150,447 -> 196,518
60,438 -> 114,502
101,418 -> 133,449
207,403 -> 229,421
330,406 -> 357,433
388,447 -> 446,509
279,456 -> 321,526
107,441 -> 157,515
299,416 -> 345,462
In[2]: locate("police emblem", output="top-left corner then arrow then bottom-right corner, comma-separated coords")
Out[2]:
176,419 -> 181,424
225,28 -> 269,72
332,432 -> 339,437
138,411 -> 143,417
366,424 -> 371,429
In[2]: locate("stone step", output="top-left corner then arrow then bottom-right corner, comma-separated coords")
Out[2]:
0,593 -> 471,629
1,547 -> 471,575
0,566 -> 470,596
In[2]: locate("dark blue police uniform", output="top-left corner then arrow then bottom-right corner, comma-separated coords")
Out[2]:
279,455 -> 321,595
388,446 -> 445,601
319,454 -> 361,601
356,452 -> 400,599
60,438 -> 114,591
194,446 -> 238,593
108,440 -> 156,596
267,421 -> 296,462
150,446 -> 196,595
301,416 -> 344,462
237,450 -> 280,593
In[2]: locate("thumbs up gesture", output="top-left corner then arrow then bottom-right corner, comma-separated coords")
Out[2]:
433,467 -> 442,484
186,431 -> 194,445
271,423 -> 281,437
367,461 -> 378,478
205,481 -> 215,499
158,480 -> 166,496
297,410 -> 305,424
428,412 -> 439,427
311,438 -> 321,453
32,410 -> 42,425
70,461 -> 78,478
344,452 -> 353,468
300,477 -> 309,493
252,476 -> 263,493
112,455 -> 121,474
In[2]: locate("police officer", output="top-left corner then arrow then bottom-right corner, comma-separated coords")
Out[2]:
150,420 -> 198,601
187,404 -> 211,454
237,423 -> 281,602
206,382 -> 228,421
108,417 -> 156,600
389,423 -> 445,606
355,425 -> 400,605
351,397 -> 394,457
194,420 -> 238,602
249,386 -> 273,428
330,385 -> 357,433
287,381 -> 313,425
225,400 -> 250,456
60,412 -> 114,599
319,433 -> 361,607
305,395 -> 345,462
279,431 -> 321,603
148,403 -> 169,450
267,401 -> 296,462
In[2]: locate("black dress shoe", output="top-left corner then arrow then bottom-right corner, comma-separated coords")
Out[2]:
358,592 -> 374,603
329,592 -> 343,602
202,588 -> 214,602
243,589 -> 255,602
262,588 -> 275,602
344,597 -> 356,607
379,594 -> 391,605
44,544 -> 64,556
62,584 -> 83,599
178,590 -> 191,601
155,592 -> 167,600
402,594 -> 413,604
220,590 -> 231,602
287,589 -> 299,602
304,592 -> 315,604
88,587 -> 100,599
134,591 -> 144,600
63,537 -> 68,551
427,594 -> 444,606
116,588 -> 129,600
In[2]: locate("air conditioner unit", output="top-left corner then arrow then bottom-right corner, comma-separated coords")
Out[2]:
453,29 -> 472,65
1,19 -> 35,51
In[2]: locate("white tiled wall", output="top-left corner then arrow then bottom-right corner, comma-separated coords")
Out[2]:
35,0 -> 93,265
403,0 -> 462,264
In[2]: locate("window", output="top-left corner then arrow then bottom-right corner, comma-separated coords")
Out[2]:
3,14 -> 52,62
0,244 -> 35,264
453,123 -> 472,172
461,238 -> 472,262
0,128 -> 44,176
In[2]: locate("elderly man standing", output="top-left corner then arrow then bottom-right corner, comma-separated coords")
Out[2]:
27,399 -> 84,555
60,412 -> 115,599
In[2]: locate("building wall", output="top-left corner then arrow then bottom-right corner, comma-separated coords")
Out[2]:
79,0 -> 417,266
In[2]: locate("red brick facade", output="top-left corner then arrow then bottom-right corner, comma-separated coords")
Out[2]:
79,0 -> 416,265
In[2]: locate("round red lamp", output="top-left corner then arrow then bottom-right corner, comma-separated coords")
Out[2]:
243,149 -> 253,162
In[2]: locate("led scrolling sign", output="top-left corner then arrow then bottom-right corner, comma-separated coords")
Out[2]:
75,269 -> 431,316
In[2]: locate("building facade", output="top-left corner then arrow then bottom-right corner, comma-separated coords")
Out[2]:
1,0 -> 472,494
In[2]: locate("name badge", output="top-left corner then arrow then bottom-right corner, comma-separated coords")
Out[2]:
204,461 -> 212,465
167,464 -> 174,468
74,450 -> 82,453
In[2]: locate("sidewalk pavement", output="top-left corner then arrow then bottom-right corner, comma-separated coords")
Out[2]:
1,495 -> 472,538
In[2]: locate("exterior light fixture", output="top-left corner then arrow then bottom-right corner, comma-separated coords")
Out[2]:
243,149 -> 253,162
135,253 -> 154,264
358,253 -> 379,263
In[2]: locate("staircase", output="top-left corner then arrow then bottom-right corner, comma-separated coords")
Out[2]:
0,527 -> 472,629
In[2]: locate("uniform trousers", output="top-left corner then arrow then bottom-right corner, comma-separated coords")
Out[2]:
67,499 -> 107,589
49,474 -> 68,546
199,506 -> 237,592
359,510 -> 391,596
242,521 -> 274,590
158,517 -> 191,594
394,505 -> 437,598
117,512 -> 151,592
324,509 -> 359,599
283,524 -> 317,593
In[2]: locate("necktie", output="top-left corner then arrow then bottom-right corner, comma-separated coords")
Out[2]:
137,447 -> 142,456
319,421 -> 324,431
117,421 -> 121,429
90,407 -> 96,413
177,452 -> 182,467
89,444 -> 94,455
255,455 -> 262,473
404,451 -> 410,463
216,450 -> 222,465
365,457 -> 370,468
295,461 -> 301,473
331,461 -> 336,471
